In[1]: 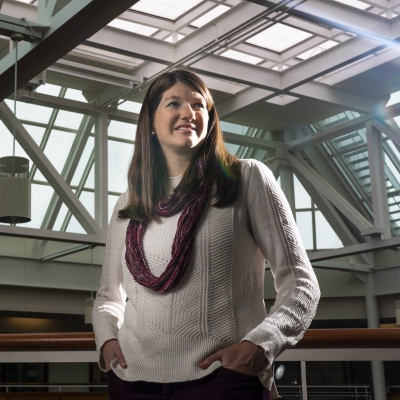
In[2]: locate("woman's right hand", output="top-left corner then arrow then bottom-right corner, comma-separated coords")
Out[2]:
102,339 -> 127,372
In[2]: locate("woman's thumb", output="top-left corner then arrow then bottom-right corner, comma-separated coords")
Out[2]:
198,349 -> 224,369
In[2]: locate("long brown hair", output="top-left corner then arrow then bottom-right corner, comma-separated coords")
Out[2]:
119,69 -> 241,222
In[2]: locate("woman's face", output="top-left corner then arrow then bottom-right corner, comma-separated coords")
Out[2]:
152,82 -> 209,158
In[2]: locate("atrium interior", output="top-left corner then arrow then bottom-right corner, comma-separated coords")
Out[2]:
0,0 -> 399,399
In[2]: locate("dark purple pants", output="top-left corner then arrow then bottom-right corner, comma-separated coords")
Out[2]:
107,367 -> 271,400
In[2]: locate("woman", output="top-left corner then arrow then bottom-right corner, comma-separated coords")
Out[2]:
92,69 -> 320,400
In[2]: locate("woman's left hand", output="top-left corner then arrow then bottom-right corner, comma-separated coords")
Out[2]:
198,340 -> 268,376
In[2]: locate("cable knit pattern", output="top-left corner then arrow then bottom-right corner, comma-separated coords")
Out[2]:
93,159 -> 320,398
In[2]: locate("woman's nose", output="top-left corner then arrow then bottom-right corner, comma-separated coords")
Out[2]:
181,104 -> 195,120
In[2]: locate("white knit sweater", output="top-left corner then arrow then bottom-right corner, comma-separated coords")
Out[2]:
92,159 -> 320,398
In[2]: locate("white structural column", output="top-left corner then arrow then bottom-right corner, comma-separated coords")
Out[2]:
279,165 -> 296,218
366,121 -> 391,239
94,112 -> 108,232
365,272 -> 388,400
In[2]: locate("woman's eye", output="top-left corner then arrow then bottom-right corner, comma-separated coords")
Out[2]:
194,103 -> 205,109
167,102 -> 179,107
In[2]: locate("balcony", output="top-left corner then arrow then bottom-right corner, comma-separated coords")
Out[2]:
0,328 -> 399,399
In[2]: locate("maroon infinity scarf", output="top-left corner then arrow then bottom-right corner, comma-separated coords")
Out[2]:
125,176 -> 210,292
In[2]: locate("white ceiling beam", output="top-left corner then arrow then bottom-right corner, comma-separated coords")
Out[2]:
290,81 -> 379,113
117,10 -> 174,32
217,87 -> 274,118
250,0 -> 392,41
318,47 -> 400,86
0,0 -> 141,102
217,79 -> 380,117
87,26 -> 173,64
0,224 -> 106,246
1,0 -> 37,22
307,236 -> 400,261
282,16 -> 343,40
361,0 -> 400,9
174,1 -> 229,32
190,54 -> 280,90
281,37 -> 385,90
294,0 -> 391,40
223,130 -> 276,150
233,43 -> 280,63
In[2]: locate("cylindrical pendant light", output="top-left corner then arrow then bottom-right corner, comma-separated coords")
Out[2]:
0,156 -> 31,223
0,33 -> 31,224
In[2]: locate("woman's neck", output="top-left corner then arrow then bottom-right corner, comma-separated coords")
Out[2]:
164,150 -> 193,177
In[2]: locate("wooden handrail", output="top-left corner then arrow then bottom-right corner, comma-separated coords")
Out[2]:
0,329 -> 398,352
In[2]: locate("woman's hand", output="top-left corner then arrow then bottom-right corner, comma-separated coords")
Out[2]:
101,339 -> 127,372
198,340 -> 268,376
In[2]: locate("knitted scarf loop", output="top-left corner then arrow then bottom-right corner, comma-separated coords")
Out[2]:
125,175 -> 210,293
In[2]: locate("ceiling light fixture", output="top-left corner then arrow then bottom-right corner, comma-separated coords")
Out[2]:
0,33 -> 31,224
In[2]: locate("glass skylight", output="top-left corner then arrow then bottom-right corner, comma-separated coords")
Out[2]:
131,0 -> 203,21
245,23 -> 313,53
190,5 -> 230,28
296,40 -> 339,60
164,34 -> 185,43
271,65 -> 289,71
334,0 -> 370,10
108,19 -> 158,36
220,49 -> 263,65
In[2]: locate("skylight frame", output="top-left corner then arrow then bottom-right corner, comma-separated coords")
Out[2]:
245,22 -> 314,54
130,0 -> 204,22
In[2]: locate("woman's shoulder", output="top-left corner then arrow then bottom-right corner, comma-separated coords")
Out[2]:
239,158 -> 274,184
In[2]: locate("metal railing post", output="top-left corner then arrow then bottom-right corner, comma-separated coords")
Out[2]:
301,360 -> 308,400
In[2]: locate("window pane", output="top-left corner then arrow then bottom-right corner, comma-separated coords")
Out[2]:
225,143 -> 239,155
35,130 -> 75,181
296,211 -> 313,250
108,141 -> 134,193
4,100 -> 53,124
294,175 -> 311,209
79,190 -> 94,219
315,211 -> 343,249
109,195 -> 119,223
66,215 -> 85,234
71,137 -> 94,187
24,184 -> 54,229
54,110 -> 83,130
108,120 -> 136,140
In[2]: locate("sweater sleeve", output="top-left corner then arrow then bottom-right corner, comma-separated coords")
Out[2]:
241,159 -> 320,368
92,193 -> 128,371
